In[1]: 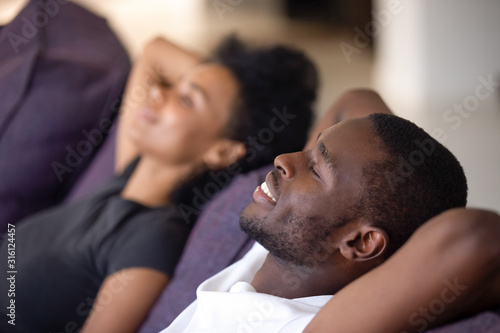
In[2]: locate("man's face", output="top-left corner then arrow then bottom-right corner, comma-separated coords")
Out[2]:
240,118 -> 386,266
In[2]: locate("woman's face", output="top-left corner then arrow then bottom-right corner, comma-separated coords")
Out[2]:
128,63 -> 240,167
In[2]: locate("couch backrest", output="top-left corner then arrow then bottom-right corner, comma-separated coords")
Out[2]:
0,0 -> 130,232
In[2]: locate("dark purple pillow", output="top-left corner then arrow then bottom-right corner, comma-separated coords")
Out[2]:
0,0 -> 130,232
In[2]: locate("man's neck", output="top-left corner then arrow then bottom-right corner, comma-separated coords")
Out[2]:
250,254 -> 346,299
121,156 -> 195,207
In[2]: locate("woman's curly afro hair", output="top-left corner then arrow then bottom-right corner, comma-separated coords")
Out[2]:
211,35 -> 318,172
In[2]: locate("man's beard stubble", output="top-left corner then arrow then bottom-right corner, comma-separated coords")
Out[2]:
239,212 -> 339,267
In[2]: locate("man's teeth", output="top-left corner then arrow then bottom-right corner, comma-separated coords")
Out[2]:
261,182 -> 277,202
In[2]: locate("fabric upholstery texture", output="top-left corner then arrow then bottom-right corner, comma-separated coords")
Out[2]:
0,0 -> 130,232
427,310 -> 500,333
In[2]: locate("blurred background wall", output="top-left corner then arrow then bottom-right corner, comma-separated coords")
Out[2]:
1,0 -> 499,211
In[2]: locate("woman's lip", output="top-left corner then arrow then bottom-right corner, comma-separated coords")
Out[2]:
137,106 -> 158,124
253,184 -> 277,206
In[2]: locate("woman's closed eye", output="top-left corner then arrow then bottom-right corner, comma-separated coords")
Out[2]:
180,94 -> 194,108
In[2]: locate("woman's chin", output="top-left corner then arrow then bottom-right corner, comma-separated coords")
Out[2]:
126,126 -> 150,151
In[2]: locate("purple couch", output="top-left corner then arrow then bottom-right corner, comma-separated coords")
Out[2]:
2,1 -> 498,332
0,0 -> 130,233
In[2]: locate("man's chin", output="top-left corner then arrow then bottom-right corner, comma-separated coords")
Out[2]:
240,201 -> 263,222
239,214 -> 306,267
239,211 -> 265,242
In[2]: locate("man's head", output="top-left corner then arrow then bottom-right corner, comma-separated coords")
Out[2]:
240,114 -> 467,284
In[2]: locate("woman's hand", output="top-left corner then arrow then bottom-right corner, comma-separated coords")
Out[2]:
115,37 -> 202,174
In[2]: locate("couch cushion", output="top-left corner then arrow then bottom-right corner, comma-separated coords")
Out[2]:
428,309 -> 500,333
0,0 -> 130,232
63,123 -> 118,203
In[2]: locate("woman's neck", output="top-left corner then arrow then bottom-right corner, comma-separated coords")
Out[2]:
121,156 -> 197,207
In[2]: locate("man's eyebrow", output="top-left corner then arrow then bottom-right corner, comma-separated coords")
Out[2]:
318,141 -> 335,172
190,82 -> 209,102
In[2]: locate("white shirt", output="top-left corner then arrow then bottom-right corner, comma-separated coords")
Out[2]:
162,243 -> 333,333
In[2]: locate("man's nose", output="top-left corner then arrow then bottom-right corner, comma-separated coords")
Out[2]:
274,152 -> 303,179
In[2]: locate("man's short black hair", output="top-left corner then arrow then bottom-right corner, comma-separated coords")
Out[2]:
360,113 -> 468,256
213,35 -> 317,172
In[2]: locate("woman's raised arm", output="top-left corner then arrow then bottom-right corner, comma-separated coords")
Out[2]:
305,89 -> 393,150
115,37 -> 202,173
80,268 -> 169,333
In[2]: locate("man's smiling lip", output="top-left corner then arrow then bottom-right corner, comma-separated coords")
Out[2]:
252,172 -> 279,206
264,172 -> 279,202
253,184 -> 276,206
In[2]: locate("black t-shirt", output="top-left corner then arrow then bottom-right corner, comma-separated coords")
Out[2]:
0,161 -> 191,332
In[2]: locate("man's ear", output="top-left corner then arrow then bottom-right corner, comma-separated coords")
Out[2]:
202,139 -> 246,170
338,222 -> 388,262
